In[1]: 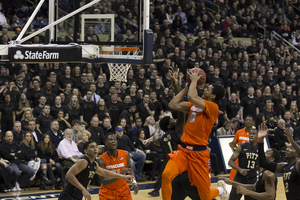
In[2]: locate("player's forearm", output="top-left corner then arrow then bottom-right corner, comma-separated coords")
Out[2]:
187,80 -> 198,100
241,189 -> 274,200
228,160 -> 242,172
100,177 -> 119,186
169,87 -> 188,108
65,174 -> 86,191
231,181 -> 254,191
173,79 -> 181,94
98,168 -> 125,180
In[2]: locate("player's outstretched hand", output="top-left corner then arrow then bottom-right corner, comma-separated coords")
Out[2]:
82,189 -> 91,200
237,185 -> 248,196
284,128 -> 294,143
122,175 -> 135,182
258,123 -> 268,139
131,184 -> 139,195
218,177 -> 234,185
187,68 -> 202,83
239,168 -> 250,176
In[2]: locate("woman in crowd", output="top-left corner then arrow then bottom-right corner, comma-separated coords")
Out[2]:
71,66 -> 81,83
166,6 -> 174,24
20,132 -> 51,190
96,99 -> 111,125
56,110 -> 71,131
63,83 -> 72,105
143,116 -> 156,139
83,63 -> 97,77
262,100 -> 277,125
255,89 -> 265,112
67,95 -> 84,123
87,73 -> 95,83
51,96 -> 69,120
289,101 -> 299,125
37,134 -> 65,190
263,86 -> 273,102
71,88 -> 83,101
143,79 -> 152,95
21,108 -> 35,131
59,66 -> 75,91
272,84 -> 283,114
16,93 -> 31,121
135,128 -> 161,181
77,130 -> 91,154
119,117 -> 131,137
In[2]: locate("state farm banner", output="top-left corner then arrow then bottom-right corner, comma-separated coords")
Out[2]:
8,45 -> 82,63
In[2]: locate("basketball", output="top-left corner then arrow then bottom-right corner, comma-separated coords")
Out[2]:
186,68 -> 206,87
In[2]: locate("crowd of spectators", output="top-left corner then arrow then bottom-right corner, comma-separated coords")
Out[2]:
0,0 -> 300,194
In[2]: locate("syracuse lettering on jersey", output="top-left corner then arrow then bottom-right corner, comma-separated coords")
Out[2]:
239,136 -> 249,142
106,163 -> 125,170
190,106 -> 204,112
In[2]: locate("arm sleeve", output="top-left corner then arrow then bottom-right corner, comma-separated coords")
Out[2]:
258,142 -> 277,172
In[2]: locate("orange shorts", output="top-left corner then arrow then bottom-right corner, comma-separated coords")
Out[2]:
229,159 -> 239,180
99,184 -> 132,200
168,145 -> 211,192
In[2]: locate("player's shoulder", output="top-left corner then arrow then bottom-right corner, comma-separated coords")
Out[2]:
263,170 -> 276,180
76,157 -> 89,167
100,151 -> 108,159
118,149 -> 128,156
235,128 -> 245,135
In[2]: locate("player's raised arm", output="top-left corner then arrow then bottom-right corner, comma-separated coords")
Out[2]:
65,159 -> 91,200
187,69 -> 206,110
258,124 -> 285,173
168,84 -> 189,112
285,128 -> 300,157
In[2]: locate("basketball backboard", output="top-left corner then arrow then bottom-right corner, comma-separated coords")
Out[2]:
3,0 -> 153,65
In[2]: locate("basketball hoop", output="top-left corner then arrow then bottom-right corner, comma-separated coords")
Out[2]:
101,47 -> 140,82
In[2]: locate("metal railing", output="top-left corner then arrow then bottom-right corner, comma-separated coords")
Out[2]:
26,0 -> 73,28
271,31 -> 300,56
283,1 -> 300,15
194,0 -> 219,15
257,26 -> 266,39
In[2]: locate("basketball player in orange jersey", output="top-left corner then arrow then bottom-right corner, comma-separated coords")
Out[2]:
97,133 -> 139,200
229,115 -> 254,180
161,69 -> 228,200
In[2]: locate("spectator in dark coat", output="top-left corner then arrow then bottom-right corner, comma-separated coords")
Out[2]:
12,121 -> 25,144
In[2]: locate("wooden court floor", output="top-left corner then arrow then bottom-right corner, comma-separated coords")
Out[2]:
0,176 -> 286,200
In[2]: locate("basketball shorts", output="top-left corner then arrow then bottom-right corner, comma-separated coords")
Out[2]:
99,183 -> 132,200
168,144 -> 211,193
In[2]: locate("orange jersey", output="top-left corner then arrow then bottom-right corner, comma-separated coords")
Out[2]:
181,100 -> 219,146
232,128 -> 249,145
99,150 -> 128,190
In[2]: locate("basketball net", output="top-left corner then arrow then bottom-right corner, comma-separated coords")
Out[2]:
107,48 -> 140,82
